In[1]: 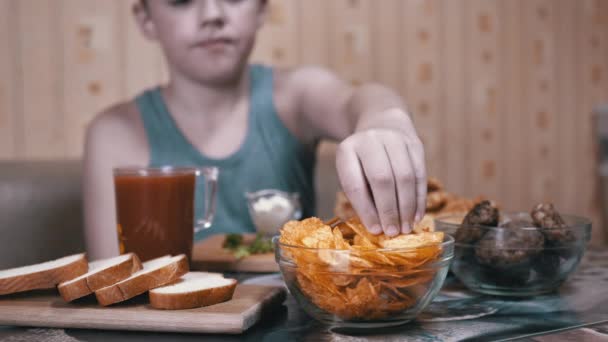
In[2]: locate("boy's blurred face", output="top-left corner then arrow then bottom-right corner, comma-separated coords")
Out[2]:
136,0 -> 266,85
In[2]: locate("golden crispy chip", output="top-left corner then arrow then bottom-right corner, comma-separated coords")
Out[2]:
412,214 -> 436,234
350,247 -> 395,266
336,222 -> 356,239
353,235 -> 378,249
280,217 -> 328,246
380,232 -> 444,249
318,250 -> 350,269
346,253 -> 376,268
301,225 -> 334,249
332,274 -> 358,287
332,227 -> 350,250
345,218 -> 382,246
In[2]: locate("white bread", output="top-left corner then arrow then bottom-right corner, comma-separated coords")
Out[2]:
58,253 -> 142,302
94,255 -> 188,306
0,254 -> 87,295
149,272 -> 237,310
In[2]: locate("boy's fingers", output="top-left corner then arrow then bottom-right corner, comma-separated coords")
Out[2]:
356,139 -> 400,237
335,143 -> 382,235
383,135 -> 416,234
406,137 -> 427,222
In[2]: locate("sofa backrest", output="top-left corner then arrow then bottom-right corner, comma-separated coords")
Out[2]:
0,160 -> 84,268
0,143 -> 340,268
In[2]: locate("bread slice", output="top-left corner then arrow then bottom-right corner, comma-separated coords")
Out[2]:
0,254 -> 87,295
58,253 -> 142,302
149,272 -> 237,310
95,255 -> 188,306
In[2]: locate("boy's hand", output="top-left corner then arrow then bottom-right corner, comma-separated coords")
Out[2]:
335,109 -> 426,237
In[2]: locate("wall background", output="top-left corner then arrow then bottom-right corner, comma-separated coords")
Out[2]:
0,0 -> 607,241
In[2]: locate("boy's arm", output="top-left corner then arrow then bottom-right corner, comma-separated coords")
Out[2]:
83,106 -> 147,260
282,67 -> 426,237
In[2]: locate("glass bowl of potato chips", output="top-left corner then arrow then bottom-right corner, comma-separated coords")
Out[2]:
274,217 -> 454,328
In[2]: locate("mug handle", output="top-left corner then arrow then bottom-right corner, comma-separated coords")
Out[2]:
194,167 -> 219,233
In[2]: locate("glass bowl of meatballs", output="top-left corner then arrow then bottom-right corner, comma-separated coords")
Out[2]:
435,201 -> 591,297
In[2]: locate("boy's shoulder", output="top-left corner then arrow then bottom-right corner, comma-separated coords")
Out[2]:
273,65 -> 340,93
88,98 -> 145,135
272,65 -> 344,111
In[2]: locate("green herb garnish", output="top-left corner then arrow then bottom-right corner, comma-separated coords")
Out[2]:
223,233 -> 274,259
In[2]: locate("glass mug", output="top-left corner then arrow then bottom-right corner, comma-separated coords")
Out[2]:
113,166 -> 218,262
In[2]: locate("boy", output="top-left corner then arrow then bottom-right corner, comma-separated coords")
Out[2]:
84,0 -> 426,259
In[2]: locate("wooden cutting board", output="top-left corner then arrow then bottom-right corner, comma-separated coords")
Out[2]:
191,234 -> 279,273
0,285 -> 286,334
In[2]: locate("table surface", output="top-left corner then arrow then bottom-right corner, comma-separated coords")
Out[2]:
1,249 -> 608,342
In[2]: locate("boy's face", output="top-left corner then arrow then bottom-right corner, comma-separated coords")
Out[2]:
135,0 -> 266,85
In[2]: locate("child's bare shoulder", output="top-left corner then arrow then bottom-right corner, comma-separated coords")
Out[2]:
85,99 -> 148,157
274,66 -> 341,92
273,66 -> 342,109
89,100 -> 140,132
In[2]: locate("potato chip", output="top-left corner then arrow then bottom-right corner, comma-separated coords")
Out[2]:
380,232 -> 444,249
318,249 -> 350,269
332,227 -> 350,250
301,226 -> 334,249
336,222 -> 356,239
345,218 -> 382,246
280,217 -> 328,246
412,214 -> 436,233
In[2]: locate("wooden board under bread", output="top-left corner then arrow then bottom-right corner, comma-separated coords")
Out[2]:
0,284 -> 285,334
192,234 -> 279,273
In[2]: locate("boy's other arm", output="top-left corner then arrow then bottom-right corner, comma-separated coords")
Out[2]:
277,67 -> 426,237
83,104 -> 148,260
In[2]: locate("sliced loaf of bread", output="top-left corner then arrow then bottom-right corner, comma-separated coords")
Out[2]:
0,254 -> 88,295
149,272 -> 237,310
95,255 -> 188,306
58,253 -> 142,302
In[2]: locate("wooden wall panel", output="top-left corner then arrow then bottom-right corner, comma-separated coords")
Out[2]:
61,0 -> 124,158
440,0 -> 467,197
251,0 -> 299,68
522,0 -> 559,206
0,0 -> 18,158
18,0 -> 65,159
500,0 -> 524,211
296,0 -> 330,67
555,0 -> 579,215
121,0 -> 166,100
403,0 -> 443,181
370,0 -> 403,92
464,0 -> 502,202
329,0 -> 373,85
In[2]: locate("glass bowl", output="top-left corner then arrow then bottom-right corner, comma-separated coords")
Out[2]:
435,212 -> 591,296
273,235 -> 454,328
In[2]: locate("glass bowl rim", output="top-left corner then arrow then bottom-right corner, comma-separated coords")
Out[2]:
434,212 -> 592,231
434,212 -> 591,249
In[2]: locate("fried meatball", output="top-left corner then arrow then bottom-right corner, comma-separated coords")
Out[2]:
530,203 -> 575,244
454,200 -> 500,243
475,228 -> 545,268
